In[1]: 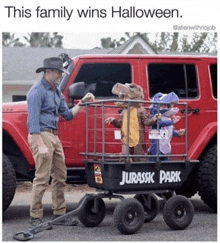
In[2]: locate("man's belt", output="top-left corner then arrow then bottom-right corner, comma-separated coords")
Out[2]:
41,129 -> 58,135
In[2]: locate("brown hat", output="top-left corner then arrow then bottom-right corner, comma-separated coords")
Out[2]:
36,57 -> 69,74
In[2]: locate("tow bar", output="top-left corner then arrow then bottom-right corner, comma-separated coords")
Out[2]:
13,194 -> 91,241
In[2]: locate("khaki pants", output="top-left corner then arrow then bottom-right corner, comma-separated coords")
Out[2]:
28,132 -> 67,218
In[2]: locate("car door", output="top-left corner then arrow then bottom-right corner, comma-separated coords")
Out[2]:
140,57 -> 213,160
58,57 -> 140,167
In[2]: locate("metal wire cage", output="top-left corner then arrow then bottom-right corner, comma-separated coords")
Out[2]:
80,99 -> 189,164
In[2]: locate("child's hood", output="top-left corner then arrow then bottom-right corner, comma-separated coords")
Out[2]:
112,82 -> 144,108
112,83 -> 144,100
160,107 -> 179,117
150,92 -> 179,116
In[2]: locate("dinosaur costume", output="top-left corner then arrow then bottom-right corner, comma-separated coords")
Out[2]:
148,92 -> 181,161
108,83 -> 159,162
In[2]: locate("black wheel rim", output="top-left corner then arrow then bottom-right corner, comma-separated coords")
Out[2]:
174,205 -> 186,220
124,207 -> 139,227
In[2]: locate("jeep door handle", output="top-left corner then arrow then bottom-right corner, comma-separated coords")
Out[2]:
180,108 -> 200,114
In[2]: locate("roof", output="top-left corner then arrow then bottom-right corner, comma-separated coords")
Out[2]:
109,34 -> 157,54
2,47 -> 111,82
75,53 -> 217,60
3,43 -> 217,83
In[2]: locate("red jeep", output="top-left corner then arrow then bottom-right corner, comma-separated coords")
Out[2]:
3,54 -> 217,212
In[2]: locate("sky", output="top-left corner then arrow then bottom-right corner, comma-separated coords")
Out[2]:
60,32 -> 127,49
13,32 -> 217,53
14,32 -> 128,49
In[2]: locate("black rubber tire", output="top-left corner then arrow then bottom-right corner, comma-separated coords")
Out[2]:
3,153 -> 16,212
163,195 -> 194,230
113,198 -> 145,234
134,194 -> 159,223
196,144 -> 217,212
78,198 -> 105,227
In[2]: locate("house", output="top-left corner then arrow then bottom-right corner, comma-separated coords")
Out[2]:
109,33 -> 157,54
2,33 -> 159,103
2,47 -> 110,102
3,33 -> 215,102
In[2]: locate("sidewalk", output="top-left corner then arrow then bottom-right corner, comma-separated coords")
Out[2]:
12,182 -> 96,206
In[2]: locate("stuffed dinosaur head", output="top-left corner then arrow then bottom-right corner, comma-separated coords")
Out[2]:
150,92 -> 179,117
112,83 -> 144,100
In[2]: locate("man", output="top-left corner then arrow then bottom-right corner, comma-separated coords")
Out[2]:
27,57 -> 95,229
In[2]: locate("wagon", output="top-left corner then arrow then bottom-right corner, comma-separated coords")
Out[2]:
14,100 -> 198,241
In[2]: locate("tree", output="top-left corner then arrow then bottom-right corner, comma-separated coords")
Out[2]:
101,37 -> 115,48
2,32 -> 64,48
101,32 -> 217,54
144,32 -> 216,53
101,36 -> 127,49
152,32 -> 172,52
2,32 -> 25,47
23,32 -> 63,48
170,32 -> 179,52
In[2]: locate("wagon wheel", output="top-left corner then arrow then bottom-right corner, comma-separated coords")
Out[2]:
134,193 -> 159,223
163,195 -> 194,230
113,198 -> 145,234
78,197 -> 106,227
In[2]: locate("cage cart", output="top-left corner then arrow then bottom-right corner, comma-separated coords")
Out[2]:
14,99 -> 199,241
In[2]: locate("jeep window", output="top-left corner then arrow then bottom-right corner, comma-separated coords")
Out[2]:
148,64 -> 198,98
210,64 -> 217,99
12,95 -> 26,102
74,63 -> 132,98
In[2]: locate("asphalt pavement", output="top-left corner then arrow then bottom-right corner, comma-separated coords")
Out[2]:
2,183 -> 217,241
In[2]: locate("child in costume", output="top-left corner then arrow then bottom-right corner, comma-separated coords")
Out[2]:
105,83 -> 161,162
148,92 -> 185,161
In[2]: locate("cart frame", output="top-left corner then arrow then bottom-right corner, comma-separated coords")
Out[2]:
13,99 -> 198,241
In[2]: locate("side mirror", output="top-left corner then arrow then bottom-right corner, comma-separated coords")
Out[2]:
68,82 -> 85,99
68,82 -> 85,108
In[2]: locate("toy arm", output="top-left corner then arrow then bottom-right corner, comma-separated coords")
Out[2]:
105,117 -> 122,128
140,108 -> 161,126
174,128 -> 186,137
173,129 -> 179,137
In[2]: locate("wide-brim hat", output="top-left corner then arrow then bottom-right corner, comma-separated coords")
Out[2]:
36,57 -> 69,74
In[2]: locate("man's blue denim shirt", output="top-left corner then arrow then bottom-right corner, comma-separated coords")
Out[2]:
27,78 -> 74,134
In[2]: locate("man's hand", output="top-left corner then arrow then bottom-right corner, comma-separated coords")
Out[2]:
71,92 -> 95,116
38,145 -> 50,158
29,134 -> 50,158
81,92 -> 95,103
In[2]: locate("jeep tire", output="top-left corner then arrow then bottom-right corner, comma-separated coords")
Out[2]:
3,153 -> 16,212
196,144 -> 217,212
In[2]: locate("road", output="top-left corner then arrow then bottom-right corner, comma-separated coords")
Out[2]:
2,182 -> 217,241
